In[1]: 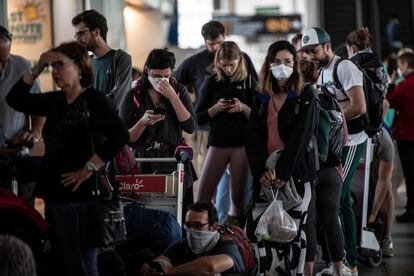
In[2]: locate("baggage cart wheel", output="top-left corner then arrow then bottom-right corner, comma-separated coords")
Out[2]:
367,249 -> 382,267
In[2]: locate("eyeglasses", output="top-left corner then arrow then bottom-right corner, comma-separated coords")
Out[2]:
50,60 -> 72,71
184,221 -> 209,230
74,29 -> 91,40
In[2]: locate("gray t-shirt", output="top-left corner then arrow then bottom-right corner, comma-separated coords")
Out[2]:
92,49 -> 132,110
92,49 -> 116,96
0,54 -> 40,141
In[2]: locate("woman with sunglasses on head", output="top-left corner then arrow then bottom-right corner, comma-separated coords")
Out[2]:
245,40 -> 318,275
6,42 -> 129,276
195,41 -> 257,228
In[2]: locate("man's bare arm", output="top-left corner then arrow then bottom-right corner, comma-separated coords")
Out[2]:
343,85 -> 366,120
163,254 -> 234,276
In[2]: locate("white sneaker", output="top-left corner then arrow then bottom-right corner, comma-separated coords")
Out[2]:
321,263 -> 353,276
381,237 -> 394,257
339,264 -> 352,276
349,266 -> 358,276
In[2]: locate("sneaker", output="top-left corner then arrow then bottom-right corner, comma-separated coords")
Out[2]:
340,264 -> 352,276
316,263 -> 354,276
381,237 -> 394,257
349,266 -> 358,276
315,266 -> 333,276
396,211 -> 414,223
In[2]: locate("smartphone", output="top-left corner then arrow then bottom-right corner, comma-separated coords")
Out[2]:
148,261 -> 164,272
225,99 -> 235,105
153,108 -> 167,115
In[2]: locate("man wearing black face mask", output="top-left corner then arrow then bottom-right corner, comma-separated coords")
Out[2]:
139,201 -> 245,276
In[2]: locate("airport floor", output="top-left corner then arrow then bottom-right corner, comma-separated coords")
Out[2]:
313,189 -> 414,276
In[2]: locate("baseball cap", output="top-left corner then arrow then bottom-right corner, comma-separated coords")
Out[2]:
300,27 -> 331,51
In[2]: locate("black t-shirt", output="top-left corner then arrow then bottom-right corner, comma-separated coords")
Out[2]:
163,238 -> 245,275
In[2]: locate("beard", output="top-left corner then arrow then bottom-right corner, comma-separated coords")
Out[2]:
207,49 -> 217,58
318,52 -> 330,68
84,39 -> 98,52
313,50 -> 330,69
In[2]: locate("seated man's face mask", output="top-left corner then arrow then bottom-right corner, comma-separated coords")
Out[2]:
186,228 -> 220,255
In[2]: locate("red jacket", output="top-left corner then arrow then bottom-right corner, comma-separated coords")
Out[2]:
387,72 -> 414,141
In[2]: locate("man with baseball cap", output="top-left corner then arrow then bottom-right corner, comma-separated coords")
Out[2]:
302,27 -> 366,276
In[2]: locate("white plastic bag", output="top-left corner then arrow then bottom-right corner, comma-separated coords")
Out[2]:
254,189 -> 297,243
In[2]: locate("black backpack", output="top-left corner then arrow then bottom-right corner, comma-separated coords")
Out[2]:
333,52 -> 388,137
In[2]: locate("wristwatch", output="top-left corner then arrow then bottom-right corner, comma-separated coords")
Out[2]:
85,161 -> 99,172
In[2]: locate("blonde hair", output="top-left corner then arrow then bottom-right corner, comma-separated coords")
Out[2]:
214,41 -> 248,82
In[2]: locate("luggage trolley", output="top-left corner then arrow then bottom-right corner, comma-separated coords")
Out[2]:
115,147 -> 192,226
351,138 -> 382,267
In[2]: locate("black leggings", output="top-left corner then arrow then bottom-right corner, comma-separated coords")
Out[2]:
306,166 -> 345,262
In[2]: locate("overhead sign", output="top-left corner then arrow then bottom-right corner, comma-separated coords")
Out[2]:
214,14 -> 301,37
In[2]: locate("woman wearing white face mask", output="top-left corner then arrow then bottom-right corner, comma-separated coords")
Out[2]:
245,40 -> 318,275
196,41 -> 258,227
119,48 -> 196,182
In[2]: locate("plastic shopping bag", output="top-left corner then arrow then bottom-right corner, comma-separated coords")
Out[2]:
254,189 -> 297,243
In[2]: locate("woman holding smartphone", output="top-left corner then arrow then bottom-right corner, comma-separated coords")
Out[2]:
196,41 -> 257,227
120,48 -> 196,175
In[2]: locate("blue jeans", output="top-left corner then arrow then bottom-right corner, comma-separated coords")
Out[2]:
215,169 -> 253,224
46,201 -> 99,276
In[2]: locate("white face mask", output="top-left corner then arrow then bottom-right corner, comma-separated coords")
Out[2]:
397,68 -> 403,78
148,76 -> 169,92
186,228 -> 220,255
270,64 -> 294,80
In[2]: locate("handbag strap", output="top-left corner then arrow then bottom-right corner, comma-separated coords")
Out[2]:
81,98 -> 104,197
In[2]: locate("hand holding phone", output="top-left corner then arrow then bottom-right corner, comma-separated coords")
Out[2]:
225,98 -> 235,105
153,108 -> 167,115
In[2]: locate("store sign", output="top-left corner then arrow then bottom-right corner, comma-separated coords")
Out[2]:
8,1 -> 49,43
7,0 -> 53,91
214,14 -> 301,37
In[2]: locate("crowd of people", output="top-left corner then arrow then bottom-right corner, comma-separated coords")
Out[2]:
1,8 -> 414,276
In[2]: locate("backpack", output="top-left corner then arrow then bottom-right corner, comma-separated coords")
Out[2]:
101,145 -> 139,192
218,225 -> 258,276
333,52 -> 388,137
316,92 -> 345,167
